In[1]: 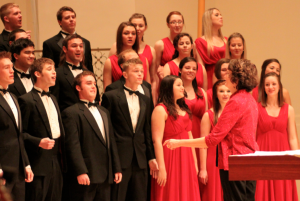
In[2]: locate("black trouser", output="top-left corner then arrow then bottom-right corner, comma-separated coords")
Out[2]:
219,169 -> 256,201
111,155 -> 148,201
6,174 -> 25,201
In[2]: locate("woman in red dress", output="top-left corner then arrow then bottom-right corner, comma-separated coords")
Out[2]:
194,8 -> 227,90
225,32 -> 247,60
103,21 -> 150,90
151,75 -> 200,201
179,57 -> 207,186
252,58 -> 291,105
199,80 -> 231,201
161,33 -> 207,90
164,59 -> 259,201
255,72 -> 299,201
206,58 -> 230,108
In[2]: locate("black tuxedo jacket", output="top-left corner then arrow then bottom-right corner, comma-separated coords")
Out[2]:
62,102 -> 121,184
42,32 -> 93,72
0,29 -> 9,52
18,89 -> 66,176
8,70 -> 33,98
0,93 -> 30,177
50,62 -> 100,112
101,88 -> 155,170
105,76 -> 154,112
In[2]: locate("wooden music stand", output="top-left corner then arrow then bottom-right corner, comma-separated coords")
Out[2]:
228,155 -> 300,180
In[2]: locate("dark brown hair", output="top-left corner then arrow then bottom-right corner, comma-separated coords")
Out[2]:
178,57 -> 203,99
212,80 -> 226,124
225,32 -> 247,59
172,33 -> 193,59
10,38 -> 34,62
166,11 -> 184,24
116,22 -> 139,55
228,59 -> 257,92
73,71 -> 95,98
30,58 -> 55,82
56,6 -> 76,21
8,28 -> 26,43
129,13 -> 147,42
59,34 -> 86,69
258,58 -> 281,102
158,75 -> 191,119
214,58 -> 230,79
260,72 -> 284,107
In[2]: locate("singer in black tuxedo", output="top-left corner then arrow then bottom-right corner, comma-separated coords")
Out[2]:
62,71 -> 121,201
18,88 -> 66,201
8,69 -> 32,97
42,31 -> 93,72
101,58 -> 156,201
0,29 -> 10,52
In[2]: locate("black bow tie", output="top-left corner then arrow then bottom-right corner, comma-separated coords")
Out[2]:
123,86 -> 140,96
80,100 -> 98,108
37,90 -> 51,97
60,31 -> 70,36
0,88 -> 9,94
68,64 -> 82,70
14,68 -> 31,79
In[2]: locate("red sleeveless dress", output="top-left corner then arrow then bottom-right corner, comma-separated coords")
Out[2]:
255,103 -> 298,201
185,90 -> 206,180
110,54 -> 148,82
160,37 -> 175,66
167,60 -> 204,88
206,88 -> 213,109
195,37 -> 227,90
140,45 -> 153,67
199,110 -> 223,201
151,104 -> 200,201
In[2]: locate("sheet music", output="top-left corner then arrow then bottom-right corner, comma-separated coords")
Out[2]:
232,150 -> 300,157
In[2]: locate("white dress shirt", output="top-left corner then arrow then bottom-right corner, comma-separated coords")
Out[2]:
14,67 -> 33,92
35,86 -> 60,139
81,99 -> 106,142
124,85 -> 141,133
66,61 -> 83,78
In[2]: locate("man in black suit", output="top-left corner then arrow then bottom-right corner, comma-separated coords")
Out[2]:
42,6 -> 93,72
0,3 -> 23,52
105,49 -> 154,111
0,51 -> 33,201
102,58 -> 158,201
50,34 -> 99,112
18,58 -> 66,201
8,38 -> 34,98
62,71 -> 122,201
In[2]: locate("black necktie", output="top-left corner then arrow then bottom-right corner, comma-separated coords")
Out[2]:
80,100 -> 98,108
123,86 -> 140,96
0,88 -> 9,94
14,68 -> 31,79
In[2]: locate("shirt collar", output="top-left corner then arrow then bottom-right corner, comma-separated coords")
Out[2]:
34,86 -> 49,93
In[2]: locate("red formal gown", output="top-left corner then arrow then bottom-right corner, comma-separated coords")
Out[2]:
199,110 -> 223,201
110,54 -> 148,82
206,88 -> 213,109
167,60 -> 204,88
140,45 -> 153,67
255,103 -> 298,201
160,37 -> 175,66
151,104 -> 201,201
195,37 -> 226,90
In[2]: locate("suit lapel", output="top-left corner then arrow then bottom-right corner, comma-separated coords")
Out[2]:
79,103 -> 106,146
32,90 -> 52,138
62,63 -> 75,87
0,94 -> 19,131
1,30 -> 9,50
117,89 -> 134,133
97,107 -> 109,148
142,84 -> 150,99
12,71 -> 26,95
56,32 -> 63,49
10,94 -> 21,131
135,94 -> 146,132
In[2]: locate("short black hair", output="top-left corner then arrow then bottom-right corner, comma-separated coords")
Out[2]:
10,38 -> 34,62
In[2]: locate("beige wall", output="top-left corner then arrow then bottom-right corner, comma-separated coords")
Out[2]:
205,0 -> 300,196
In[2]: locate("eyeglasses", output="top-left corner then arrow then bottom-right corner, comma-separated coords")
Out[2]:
169,21 -> 183,25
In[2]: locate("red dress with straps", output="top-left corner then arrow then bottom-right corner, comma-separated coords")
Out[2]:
160,37 -> 175,66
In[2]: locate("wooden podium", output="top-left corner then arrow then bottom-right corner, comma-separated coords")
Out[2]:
228,155 -> 300,181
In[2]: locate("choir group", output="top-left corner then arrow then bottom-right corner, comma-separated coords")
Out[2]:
0,2 -> 299,201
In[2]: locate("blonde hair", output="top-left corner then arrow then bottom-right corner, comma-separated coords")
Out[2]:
0,3 -> 19,24
202,8 -> 226,56
225,32 -> 247,59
